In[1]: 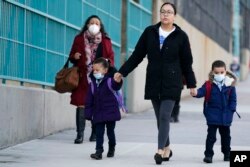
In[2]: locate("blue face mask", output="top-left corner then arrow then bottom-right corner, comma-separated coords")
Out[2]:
93,72 -> 104,80
214,74 -> 225,82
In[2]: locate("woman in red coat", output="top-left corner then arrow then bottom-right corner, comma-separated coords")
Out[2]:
69,15 -> 114,144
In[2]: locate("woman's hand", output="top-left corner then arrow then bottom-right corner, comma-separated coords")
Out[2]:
190,88 -> 197,97
74,52 -> 81,60
114,72 -> 123,83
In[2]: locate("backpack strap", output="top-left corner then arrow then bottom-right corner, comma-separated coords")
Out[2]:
107,78 -> 116,95
205,81 -> 212,102
107,78 -> 127,113
90,81 -> 94,94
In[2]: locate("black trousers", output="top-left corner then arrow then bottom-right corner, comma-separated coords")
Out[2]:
205,125 -> 231,157
95,121 -> 116,152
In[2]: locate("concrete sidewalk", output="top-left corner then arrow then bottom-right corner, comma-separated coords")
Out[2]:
1,75 -> 250,167
1,108 -> 250,167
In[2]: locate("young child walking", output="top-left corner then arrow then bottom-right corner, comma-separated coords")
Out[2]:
191,60 -> 237,163
85,57 -> 122,160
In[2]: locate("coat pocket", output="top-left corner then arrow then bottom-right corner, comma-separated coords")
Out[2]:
162,66 -> 182,88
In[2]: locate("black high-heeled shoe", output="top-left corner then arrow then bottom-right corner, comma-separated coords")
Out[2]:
154,153 -> 163,165
163,150 -> 172,161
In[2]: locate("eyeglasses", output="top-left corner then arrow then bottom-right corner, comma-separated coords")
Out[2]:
160,10 -> 174,15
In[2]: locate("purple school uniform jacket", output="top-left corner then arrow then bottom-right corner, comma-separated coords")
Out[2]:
85,75 -> 122,124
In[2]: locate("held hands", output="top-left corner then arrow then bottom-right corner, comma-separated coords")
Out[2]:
190,88 -> 197,97
74,52 -> 81,60
114,72 -> 123,83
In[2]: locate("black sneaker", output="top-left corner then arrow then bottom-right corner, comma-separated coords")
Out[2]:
203,156 -> 212,163
224,155 -> 230,161
107,147 -> 115,157
74,133 -> 83,144
90,152 -> 102,160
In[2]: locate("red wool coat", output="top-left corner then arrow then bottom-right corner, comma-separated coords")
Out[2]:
69,33 -> 114,106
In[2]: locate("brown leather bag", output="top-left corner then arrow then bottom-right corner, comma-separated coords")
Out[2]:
54,58 -> 79,93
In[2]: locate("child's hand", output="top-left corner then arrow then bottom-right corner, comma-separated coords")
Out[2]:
190,88 -> 197,96
115,76 -> 122,83
114,72 -> 123,83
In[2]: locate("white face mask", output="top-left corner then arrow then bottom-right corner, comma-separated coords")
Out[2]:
88,24 -> 100,35
93,72 -> 104,80
214,74 -> 225,82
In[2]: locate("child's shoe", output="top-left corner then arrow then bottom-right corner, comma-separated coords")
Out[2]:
203,156 -> 212,163
107,146 -> 115,157
90,151 -> 102,160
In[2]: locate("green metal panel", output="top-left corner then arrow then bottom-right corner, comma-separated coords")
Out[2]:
0,1 -> 24,42
65,27 -> 79,55
48,0 -> 66,20
82,3 -> 98,19
26,0 -> 47,13
24,46 -> 45,81
14,0 -> 25,4
110,0 -> 121,18
46,52 -> 65,83
140,0 -> 152,11
85,0 -> 97,6
97,0 -> 110,11
26,11 -> 46,48
0,0 -> 122,86
127,0 -> 152,51
47,20 -> 65,53
0,39 -> 24,78
66,0 -> 82,27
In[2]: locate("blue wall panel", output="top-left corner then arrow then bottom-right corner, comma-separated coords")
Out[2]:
82,3 -> 98,19
26,0 -> 47,13
24,46 -> 45,81
65,27 -> 79,55
14,0 -> 25,4
26,11 -> 46,48
46,52 -> 65,83
97,0 -> 110,11
66,0 -> 82,27
47,20 -> 65,53
140,0 -> 152,11
0,0 -> 152,87
0,2 -> 24,42
0,39 -> 24,78
127,0 -> 152,51
110,0 -> 121,18
48,0 -> 65,20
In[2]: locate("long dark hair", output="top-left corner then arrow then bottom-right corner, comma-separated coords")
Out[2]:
79,15 -> 107,35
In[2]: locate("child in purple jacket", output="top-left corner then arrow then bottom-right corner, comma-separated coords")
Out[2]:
85,57 -> 122,160
192,60 -> 237,163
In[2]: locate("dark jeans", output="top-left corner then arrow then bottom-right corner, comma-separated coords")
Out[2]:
95,121 -> 116,152
205,125 -> 231,157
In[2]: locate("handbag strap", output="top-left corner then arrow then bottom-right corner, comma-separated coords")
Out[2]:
63,57 -> 70,69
